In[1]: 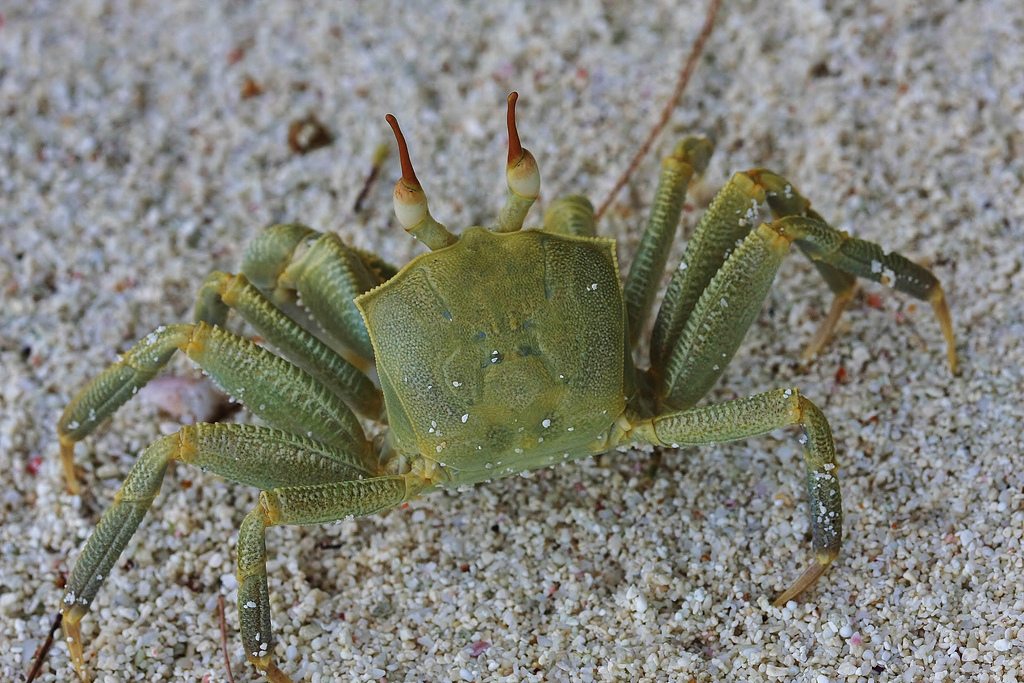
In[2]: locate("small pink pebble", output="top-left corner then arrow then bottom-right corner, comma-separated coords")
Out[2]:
26,454 -> 43,476
469,640 -> 490,657
850,633 -> 863,646
139,375 -> 224,423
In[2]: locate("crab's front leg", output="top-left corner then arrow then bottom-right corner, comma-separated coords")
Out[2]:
238,473 -> 427,681
631,387 -> 842,605
544,195 -> 597,236
238,222 -> 391,368
61,423 -> 373,681
194,271 -> 382,418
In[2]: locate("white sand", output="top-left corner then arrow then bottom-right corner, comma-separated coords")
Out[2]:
3,1 -> 1023,681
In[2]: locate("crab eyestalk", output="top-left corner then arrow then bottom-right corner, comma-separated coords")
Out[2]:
385,114 -> 457,251
496,92 -> 540,232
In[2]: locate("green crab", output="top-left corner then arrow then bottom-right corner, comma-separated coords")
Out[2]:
55,93 -> 957,681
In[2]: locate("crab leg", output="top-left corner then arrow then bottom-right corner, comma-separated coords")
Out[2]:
58,322 -> 370,491
240,223 -> 387,367
650,171 -> 766,370
631,387 -> 842,606
61,424 -> 373,681
195,271 -> 382,418
795,262 -> 857,364
750,168 -> 957,372
656,220 -> 791,410
623,135 -> 713,345
651,169 -> 957,373
238,474 -> 426,682
544,195 -> 596,236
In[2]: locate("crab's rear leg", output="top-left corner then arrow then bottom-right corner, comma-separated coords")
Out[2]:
631,387 -> 841,606
58,322 -> 371,490
650,171 -> 771,370
794,260 -> 857,364
61,423 -> 373,681
651,170 -> 957,375
750,169 -> 956,371
623,136 -> 713,345
654,220 -> 794,409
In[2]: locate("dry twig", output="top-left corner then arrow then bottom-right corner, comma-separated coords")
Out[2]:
25,612 -> 62,683
595,0 -> 722,220
218,595 -> 237,683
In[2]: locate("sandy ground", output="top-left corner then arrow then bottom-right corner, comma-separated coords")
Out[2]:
2,1 -> 1023,681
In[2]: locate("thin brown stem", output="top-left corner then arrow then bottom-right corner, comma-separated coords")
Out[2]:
218,595 -> 237,683
352,143 -> 390,214
595,0 -> 722,221
25,611 -> 62,682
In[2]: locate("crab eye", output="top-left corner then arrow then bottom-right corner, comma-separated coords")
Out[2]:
496,92 -> 540,233
385,113 -> 456,251
505,92 -> 540,197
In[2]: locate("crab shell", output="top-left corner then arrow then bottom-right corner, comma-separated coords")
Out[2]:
357,226 -> 628,484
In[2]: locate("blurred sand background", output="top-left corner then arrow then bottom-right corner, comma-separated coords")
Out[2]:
2,1 -> 1023,681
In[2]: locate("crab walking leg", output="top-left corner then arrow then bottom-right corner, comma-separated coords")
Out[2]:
58,322 -> 371,490
652,170 -> 957,373
755,173 -> 859,364
240,223 -> 384,366
749,168 -> 958,372
778,213 -> 958,367
651,170 -> 766,369
350,244 -> 400,282
795,260 -> 858,363
195,271 -> 383,418
632,387 -> 842,606
657,221 -> 792,410
623,136 -> 713,345
544,195 -> 596,236
60,424 -> 372,679
238,474 -> 426,681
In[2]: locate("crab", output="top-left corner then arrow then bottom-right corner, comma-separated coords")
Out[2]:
54,92 -> 957,682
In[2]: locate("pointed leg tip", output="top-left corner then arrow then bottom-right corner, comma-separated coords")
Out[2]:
942,324 -> 960,375
771,551 -> 837,608
771,594 -> 793,609
251,654 -> 296,683
59,437 -> 82,494
799,344 -> 820,365
801,287 -> 858,366
928,286 -> 958,375
62,608 -> 88,681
